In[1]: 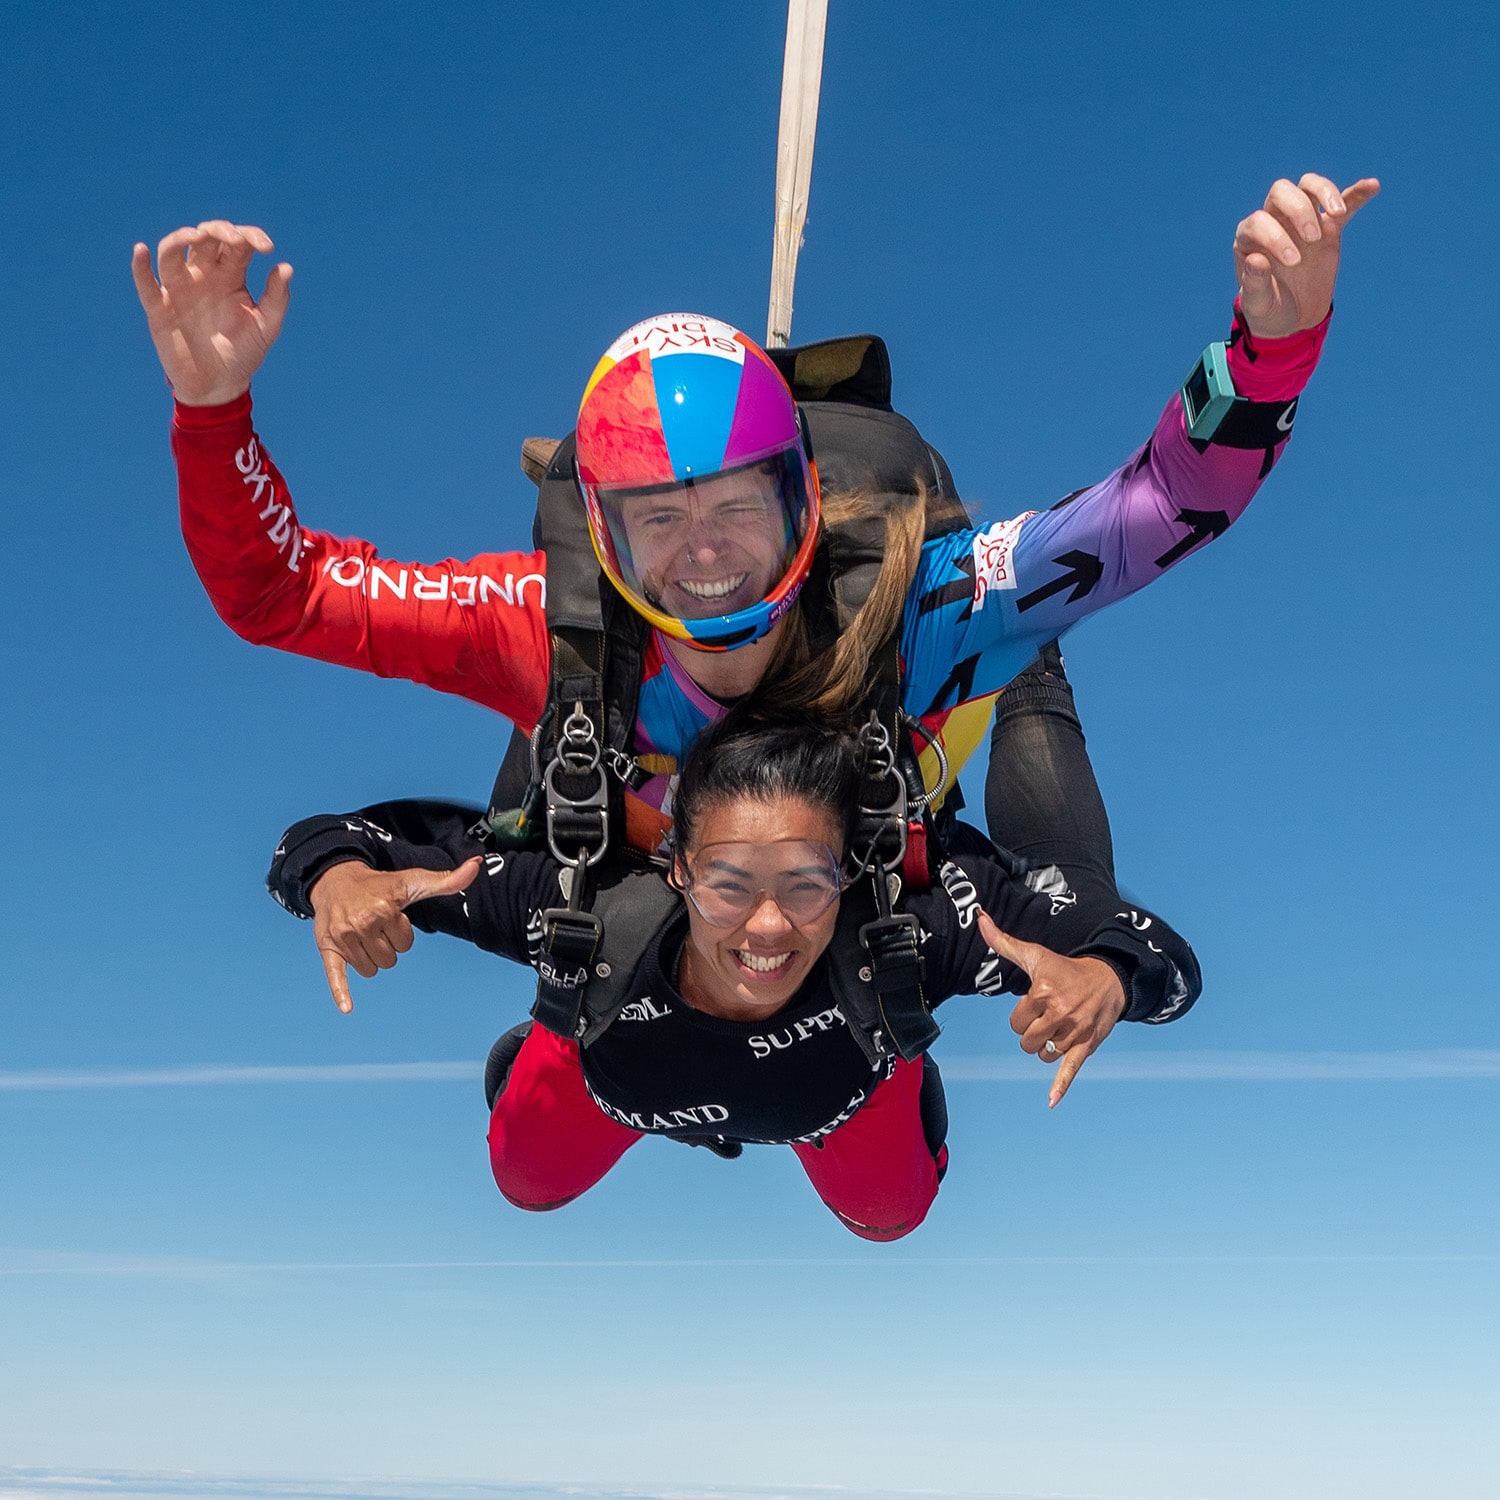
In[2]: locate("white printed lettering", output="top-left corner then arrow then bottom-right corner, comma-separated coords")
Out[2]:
413,570 -> 450,602
970,513 -> 1036,611
369,564 -> 408,601
748,1005 -> 844,1059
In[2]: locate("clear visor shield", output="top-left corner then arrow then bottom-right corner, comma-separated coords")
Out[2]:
584,449 -> 813,628
679,839 -> 848,929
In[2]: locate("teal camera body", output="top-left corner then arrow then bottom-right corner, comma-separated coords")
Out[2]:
1181,341 -> 1238,440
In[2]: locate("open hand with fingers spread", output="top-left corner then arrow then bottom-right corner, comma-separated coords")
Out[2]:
977,910 -> 1127,1109
131,220 -> 293,406
308,857 -> 482,1014
1234,173 -> 1379,339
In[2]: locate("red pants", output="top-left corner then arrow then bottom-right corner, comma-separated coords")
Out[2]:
487,1025 -> 943,1241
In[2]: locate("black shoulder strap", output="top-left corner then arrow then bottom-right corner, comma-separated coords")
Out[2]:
531,860 -> 680,1044
533,432 -> 647,758
826,879 -> 940,1065
487,435 -> 647,829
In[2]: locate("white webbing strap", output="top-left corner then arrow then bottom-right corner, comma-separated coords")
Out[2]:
766,0 -> 828,349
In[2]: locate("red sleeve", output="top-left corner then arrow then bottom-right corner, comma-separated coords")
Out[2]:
171,394 -> 550,730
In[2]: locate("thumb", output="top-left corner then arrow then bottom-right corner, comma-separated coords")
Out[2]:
1338,177 -> 1380,220
258,262 -> 294,342
977,909 -> 1038,981
398,855 -> 482,908
130,242 -> 161,309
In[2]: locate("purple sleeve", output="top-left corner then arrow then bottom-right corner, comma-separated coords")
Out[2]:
900,306 -> 1331,713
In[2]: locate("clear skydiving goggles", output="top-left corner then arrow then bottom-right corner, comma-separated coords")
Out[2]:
674,839 -> 850,929
578,444 -> 821,652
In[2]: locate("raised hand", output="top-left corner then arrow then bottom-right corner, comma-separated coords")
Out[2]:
977,911 -> 1127,1109
308,857 -> 483,1014
130,220 -> 293,406
1234,173 -> 1379,339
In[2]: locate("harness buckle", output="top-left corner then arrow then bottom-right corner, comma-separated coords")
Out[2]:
543,700 -> 610,870
858,912 -> 924,979
857,911 -> 937,1062
540,906 -> 604,968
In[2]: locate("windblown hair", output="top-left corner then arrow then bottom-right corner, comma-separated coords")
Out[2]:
759,486 -> 933,722
672,713 -> 861,858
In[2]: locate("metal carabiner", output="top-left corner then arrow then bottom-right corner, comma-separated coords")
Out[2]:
850,711 -> 908,879
543,700 -> 610,869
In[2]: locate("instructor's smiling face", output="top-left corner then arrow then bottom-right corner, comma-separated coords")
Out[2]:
674,794 -> 846,1023
620,468 -> 789,620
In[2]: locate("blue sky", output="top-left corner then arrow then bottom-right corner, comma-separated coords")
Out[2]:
1,1 -> 1497,1496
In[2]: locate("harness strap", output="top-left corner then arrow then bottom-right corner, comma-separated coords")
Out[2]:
826,883 -> 940,1066
858,911 -> 939,1063
532,862 -> 678,1043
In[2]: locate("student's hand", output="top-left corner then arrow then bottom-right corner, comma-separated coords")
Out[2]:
307,857 -> 482,1015
978,911 -> 1127,1109
1235,173 -> 1379,339
131,221 -> 293,405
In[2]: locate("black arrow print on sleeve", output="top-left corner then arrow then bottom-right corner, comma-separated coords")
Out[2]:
1016,550 -> 1103,614
1153,509 -> 1230,570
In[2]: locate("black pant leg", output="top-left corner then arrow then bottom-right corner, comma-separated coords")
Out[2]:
485,1021 -> 534,1112
984,640 -> 1116,888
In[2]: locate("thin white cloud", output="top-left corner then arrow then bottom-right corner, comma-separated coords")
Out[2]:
0,1473 -> 1029,1500
0,1062 -> 477,1091
2,1250 -> 1496,1280
940,1049 -> 1500,1081
3,1052 -> 1499,1094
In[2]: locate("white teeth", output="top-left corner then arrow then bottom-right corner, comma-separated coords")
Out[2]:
678,574 -> 748,601
735,950 -> 792,974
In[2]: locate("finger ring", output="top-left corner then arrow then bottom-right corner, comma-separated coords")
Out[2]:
1042,1039 -> 1059,1058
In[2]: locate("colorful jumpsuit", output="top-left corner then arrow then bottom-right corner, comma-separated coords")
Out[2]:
172,304 -> 1328,850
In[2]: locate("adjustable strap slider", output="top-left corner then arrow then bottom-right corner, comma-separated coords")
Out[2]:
539,907 -> 604,968
858,912 -> 938,1062
859,912 -> 925,981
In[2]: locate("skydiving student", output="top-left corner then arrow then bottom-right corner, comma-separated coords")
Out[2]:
134,170 -> 1376,1073
266,715 -> 1199,1239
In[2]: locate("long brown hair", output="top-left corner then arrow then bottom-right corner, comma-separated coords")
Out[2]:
755,486 -> 935,722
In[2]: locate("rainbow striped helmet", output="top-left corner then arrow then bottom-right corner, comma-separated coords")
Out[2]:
575,314 -> 820,651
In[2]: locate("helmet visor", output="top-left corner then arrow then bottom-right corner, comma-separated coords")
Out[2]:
582,447 -> 816,642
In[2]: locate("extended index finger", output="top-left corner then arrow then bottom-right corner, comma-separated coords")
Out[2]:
1048,1040 -> 1096,1108
319,944 -> 354,1015
155,226 -> 205,294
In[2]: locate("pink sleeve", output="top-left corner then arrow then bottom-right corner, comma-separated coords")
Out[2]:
1225,298 -> 1331,401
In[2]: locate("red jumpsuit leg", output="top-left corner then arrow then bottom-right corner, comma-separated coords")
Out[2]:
789,1055 -> 944,1242
487,1025 -> 642,1211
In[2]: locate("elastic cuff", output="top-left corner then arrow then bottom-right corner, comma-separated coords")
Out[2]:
993,671 -> 1079,722
1080,951 -> 1134,1014
274,843 -> 379,917
1226,298 -> 1332,401
173,391 -> 253,428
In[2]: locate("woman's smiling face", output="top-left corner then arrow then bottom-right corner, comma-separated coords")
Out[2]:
675,794 -> 847,1022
